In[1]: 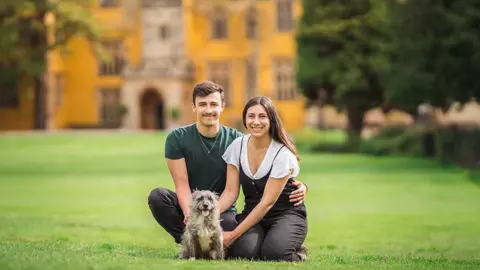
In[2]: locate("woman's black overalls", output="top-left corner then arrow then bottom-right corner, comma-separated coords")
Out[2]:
228,136 -> 308,261
236,136 -> 307,219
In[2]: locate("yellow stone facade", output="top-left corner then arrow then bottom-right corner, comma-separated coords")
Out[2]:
0,0 -> 306,132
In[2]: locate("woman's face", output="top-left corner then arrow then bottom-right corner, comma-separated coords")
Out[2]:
245,104 -> 270,138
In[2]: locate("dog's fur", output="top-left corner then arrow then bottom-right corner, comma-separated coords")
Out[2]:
179,190 -> 224,260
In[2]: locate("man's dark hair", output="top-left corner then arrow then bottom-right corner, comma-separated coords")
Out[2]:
192,81 -> 225,105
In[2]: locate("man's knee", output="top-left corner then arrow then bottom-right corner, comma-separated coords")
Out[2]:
147,187 -> 170,207
220,211 -> 237,231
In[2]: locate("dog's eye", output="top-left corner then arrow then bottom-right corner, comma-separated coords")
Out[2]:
198,196 -> 204,200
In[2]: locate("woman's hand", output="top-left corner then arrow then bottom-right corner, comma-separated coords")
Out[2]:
223,231 -> 236,248
289,180 -> 307,206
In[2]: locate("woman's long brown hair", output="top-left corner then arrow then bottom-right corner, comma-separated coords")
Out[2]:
242,96 -> 300,161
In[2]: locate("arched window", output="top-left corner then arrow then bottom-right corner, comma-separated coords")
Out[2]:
245,7 -> 257,39
211,7 -> 228,39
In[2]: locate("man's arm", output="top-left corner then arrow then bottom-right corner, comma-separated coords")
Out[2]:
166,158 -> 191,221
164,131 -> 191,222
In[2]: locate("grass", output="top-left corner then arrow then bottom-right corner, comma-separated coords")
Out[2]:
0,132 -> 479,269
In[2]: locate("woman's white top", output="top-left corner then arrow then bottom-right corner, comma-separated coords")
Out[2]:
222,134 -> 300,180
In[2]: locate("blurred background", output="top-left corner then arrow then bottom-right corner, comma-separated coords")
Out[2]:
0,0 -> 479,170
1,1 -> 480,268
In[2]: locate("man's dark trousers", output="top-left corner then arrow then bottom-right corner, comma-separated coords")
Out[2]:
148,187 -> 238,244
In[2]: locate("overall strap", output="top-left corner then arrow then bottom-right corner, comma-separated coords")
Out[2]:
238,136 -> 244,167
269,144 -> 285,170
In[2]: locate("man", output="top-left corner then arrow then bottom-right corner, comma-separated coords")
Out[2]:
147,81 -> 307,251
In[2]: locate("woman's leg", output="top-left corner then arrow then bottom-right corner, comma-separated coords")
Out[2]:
260,212 -> 308,261
226,214 -> 266,260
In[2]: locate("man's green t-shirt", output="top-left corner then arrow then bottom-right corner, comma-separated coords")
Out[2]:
164,123 -> 244,212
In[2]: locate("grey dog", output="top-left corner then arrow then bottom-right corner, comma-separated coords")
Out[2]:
179,190 -> 224,260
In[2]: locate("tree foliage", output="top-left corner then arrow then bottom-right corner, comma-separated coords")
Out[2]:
382,0 -> 480,115
0,0 -> 103,128
0,0 -> 102,75
296,0 -> 389,143
297,0 -> 480,142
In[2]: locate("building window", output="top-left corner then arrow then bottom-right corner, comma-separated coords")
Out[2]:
99,0 -> 118,8
98,40 -> 124,76
273,59 -> 297,100
245,60 -> 256,102
211,7 -> 228,40
0,87 -> 19,108
158,25 -> 169,40
98,88 -> 123,126
245,7 -> 257,39
0,62 -> 20,108
207,61 -> 231,106
276,0 -> 293,32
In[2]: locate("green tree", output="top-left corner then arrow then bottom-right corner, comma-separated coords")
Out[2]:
296,0 -> 389,146
0,0 -> 103,129
383,0 -> 480,116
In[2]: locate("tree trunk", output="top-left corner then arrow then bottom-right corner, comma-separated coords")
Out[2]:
31,6 -> 48,130
346,104 -> 365,149
33,75 -> 46,129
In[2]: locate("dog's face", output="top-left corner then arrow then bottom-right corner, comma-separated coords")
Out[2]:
191,190 -> 219,217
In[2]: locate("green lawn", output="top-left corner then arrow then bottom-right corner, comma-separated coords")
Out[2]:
0,132 -> 479,269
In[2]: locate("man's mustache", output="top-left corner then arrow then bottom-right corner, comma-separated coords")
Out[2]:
202,113 -> 217,117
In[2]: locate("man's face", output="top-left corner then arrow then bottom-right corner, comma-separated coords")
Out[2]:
192,92 -> 224,127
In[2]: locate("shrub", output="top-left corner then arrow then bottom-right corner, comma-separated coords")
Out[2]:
292,128 -> 346,153
358,125 -> 429,157
170,106 -> 182,121
435,125 -> 480,170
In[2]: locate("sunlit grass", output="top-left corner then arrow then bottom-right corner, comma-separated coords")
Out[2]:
0,132 -> 479,269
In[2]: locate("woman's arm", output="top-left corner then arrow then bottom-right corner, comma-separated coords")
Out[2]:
229,175 -> 290,241
218,164 -> 240,213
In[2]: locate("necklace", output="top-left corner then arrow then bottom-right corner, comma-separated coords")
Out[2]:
197,129 -> 219,155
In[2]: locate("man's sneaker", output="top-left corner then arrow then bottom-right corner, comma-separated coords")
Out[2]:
296,245 -> 308,261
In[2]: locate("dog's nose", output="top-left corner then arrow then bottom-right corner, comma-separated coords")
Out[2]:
202,203 -> 208,208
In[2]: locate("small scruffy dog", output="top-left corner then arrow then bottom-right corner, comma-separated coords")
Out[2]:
179,190 -> 224,260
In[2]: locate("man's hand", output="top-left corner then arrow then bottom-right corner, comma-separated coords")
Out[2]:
183,211 -> 189,225
289,179 -> 307,206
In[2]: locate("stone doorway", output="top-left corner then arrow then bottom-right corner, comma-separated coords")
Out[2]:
139,88 -> 165,130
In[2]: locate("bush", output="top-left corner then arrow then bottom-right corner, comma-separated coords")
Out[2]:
435,125 -> 480,170
358,125 -> 429,157
292,128 -> 346,153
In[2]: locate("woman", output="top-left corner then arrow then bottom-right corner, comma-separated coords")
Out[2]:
218,96 -> 308,261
